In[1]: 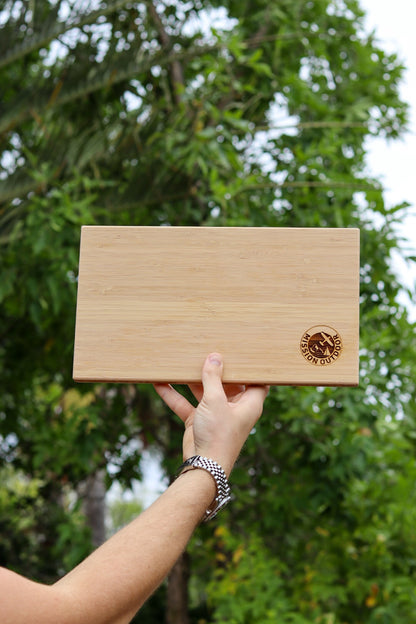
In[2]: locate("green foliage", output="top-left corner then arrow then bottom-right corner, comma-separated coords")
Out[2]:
0,0 -> 415,622
0,464 -> 91,581
202,389 -> 416,622
207,528 -> 311,624
107,491 -> 143,535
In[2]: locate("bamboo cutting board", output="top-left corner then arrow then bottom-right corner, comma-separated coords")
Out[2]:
73,226 -> 360,386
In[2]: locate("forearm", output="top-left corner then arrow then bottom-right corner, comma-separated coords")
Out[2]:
2,469 -> 216,624
2,354 -> 267,624
54,469 -> 216,624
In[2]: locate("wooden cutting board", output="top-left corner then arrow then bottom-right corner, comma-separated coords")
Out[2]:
73,226 -> 360,386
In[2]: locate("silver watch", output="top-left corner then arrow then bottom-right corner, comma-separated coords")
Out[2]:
178,455 -> 231,521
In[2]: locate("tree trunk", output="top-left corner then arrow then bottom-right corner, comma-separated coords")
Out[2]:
165,551 -> 190,624
83,469 -> 107,548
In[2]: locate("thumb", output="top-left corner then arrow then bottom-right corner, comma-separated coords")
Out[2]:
201,353 -> 226,403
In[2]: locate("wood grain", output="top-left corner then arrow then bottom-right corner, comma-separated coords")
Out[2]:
73,226 -> 360,385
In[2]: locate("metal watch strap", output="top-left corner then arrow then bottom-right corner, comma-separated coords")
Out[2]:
177,455 -> 231,522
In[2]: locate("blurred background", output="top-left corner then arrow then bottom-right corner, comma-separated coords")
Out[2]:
361,0 -> 416,319
1,1 -> 415,623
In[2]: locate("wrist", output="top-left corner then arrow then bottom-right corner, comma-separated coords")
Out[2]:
174,465 -> 217,499
193,451 -> 235,479
177,455 -> 231,522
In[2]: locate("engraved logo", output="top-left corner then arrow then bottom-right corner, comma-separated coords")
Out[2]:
300,326 -> 342,366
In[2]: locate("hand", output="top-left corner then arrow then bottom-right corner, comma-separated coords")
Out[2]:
154,353 -> 269,476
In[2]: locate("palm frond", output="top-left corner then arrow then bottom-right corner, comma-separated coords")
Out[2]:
0,170 -> 40,205
0,0 -> 133,70
0,42 -> 218,135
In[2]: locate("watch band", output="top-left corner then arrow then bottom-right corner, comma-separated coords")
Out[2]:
177,455 -> 231,521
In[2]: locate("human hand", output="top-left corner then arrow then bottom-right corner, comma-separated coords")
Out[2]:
154,353 -> 269,477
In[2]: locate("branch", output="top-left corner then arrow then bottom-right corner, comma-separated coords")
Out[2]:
257,121 -> 369,132
145,0 -> 184,105
233,180 -> 381,196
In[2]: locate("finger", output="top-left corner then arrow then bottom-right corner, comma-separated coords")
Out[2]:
201,353 -> 226,403
223,383 -> 246,402
242,384 -> 270,405
235,385 -> 269,420
153,383 -> 194,423
188,383 -> 204,403
191,381 -> 244,404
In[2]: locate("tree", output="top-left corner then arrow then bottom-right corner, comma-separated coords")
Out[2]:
0,0 -> 415,622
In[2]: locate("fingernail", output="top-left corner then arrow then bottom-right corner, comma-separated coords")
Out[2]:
208,353 -> 222,366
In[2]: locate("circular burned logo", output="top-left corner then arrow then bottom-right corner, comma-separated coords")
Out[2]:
300,326 -> 343,366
